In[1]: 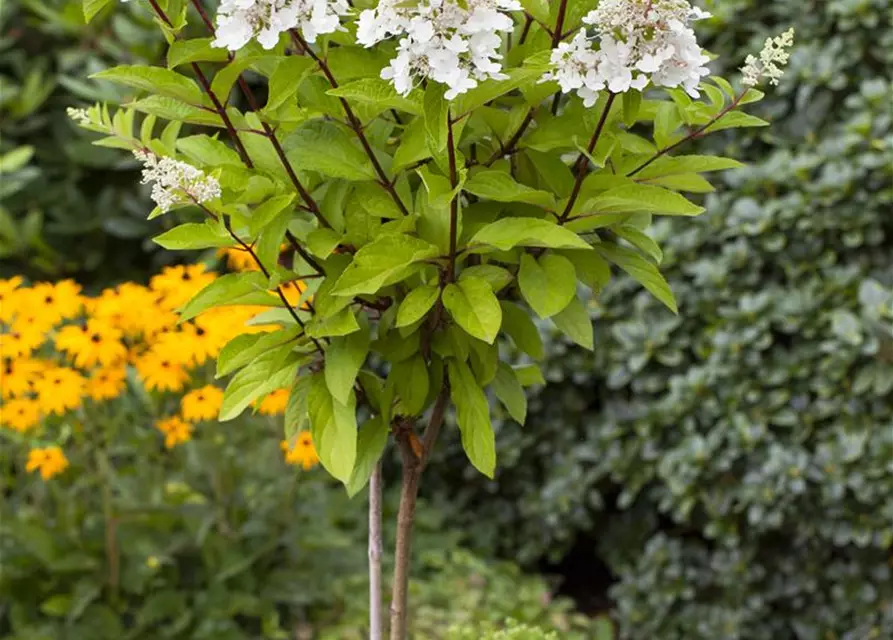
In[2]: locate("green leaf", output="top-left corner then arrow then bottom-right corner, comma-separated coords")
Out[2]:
632,154 -> 744,179
129,96 -> 223,128
396,285 -> 440,328
704,111 -> 769,132
346,417 -> 389,497
579,183 -> 704,217
391,353 -> 430,416
284,375 -> 314,440
470,217 -> 591,251
499,301 -> 544,360
216,328 -> 302,378
393,116 -> 429,172
623,91 -> 642,127
153,222 -> 232,250
615,225 -> 663,264
220,346 -> 300,421
306,228 -> 342,258
83,0 -> 114,22
552,297 -> 594,350
514,364 -> 545,387
451,65 -> 543,116
518,253 -> 577,318
596,243 -> 677,313
325,326 -> 371,405
328,78 -> 423,115
41,594 -> 71,617
464,170 -> 555,208
527,149 -> 574,198
442,277 -> 502,344
491,363 -> 527,424
167,38 -> 229,68
306,306 -> 360,339
308,374 -> 357,483
179,272 -> 276,321
266,57 -> 316,111
459,265 -> 513,292
447,359 -> 496,478
176,135 -> 243,168
92,65 -> 206,106
255,209 -> 293,273
331,233 -> 440,297
285,120 -> 375,181
654,102 -> 682,148
564,250 -> 612,292
424,84 -> 450,155
248,194 -> 296,236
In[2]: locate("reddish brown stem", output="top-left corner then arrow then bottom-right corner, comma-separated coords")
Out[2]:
559,92 -> 617,222
289,29 -> 410,217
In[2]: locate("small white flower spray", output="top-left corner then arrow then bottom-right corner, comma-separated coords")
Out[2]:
741,28 -> 795,87
133,150 -> 222,213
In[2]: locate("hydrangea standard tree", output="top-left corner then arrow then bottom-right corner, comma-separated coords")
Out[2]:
76,0 -> 792,637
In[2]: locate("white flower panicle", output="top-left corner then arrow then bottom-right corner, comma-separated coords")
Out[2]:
134,150 -> 222,213
356,0 -> 522,100
543,0 -> 712,106
741,28 -> 795,87
66,107 -> 91,125
213,0 -> 350,51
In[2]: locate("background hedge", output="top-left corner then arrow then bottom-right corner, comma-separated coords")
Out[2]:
429,0 -> 893,638
3,0 -> 892,638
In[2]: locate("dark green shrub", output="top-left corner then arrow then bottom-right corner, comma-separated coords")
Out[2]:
430,1 -> 893,637
0,0 -> 163,281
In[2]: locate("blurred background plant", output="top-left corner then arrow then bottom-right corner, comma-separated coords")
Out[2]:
0,0 -> 164,282
2,0 -> 892,638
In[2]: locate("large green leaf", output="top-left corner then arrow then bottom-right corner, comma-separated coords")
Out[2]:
471,217 -> 591,251
552,296 -> 594,350
216,327 -> 302,379
396,284 -> 440,328
442,277 -> 502,344
285,120 -> 376,181
92,65 -> 206,106
580,183 -> 704,217
346,417 -> 389,497
266,57 -> 316,111
390,353 -> 430,416
491,363 -> 527,425
153,223 -> 232,250
325,325 -> 371,405
596,243 -> 677,313
308,374 -> 357,483
284,375 -> 314,440
167,38 -> 229,68
328,78 -> 423,115
518,253 -> 577,318
179,272 -> 277,321
499,301 -> 544,360
219,346 -> 301,421
447,359 -> 496,478
331,234 -> 440,297
464,170 -> 555,208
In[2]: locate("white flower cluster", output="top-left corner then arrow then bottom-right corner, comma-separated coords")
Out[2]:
543,0 -> 711,106
356,0 -> 522,100
213,0 -> 350,51
66,107 -> 91,125
134,150 -> 222,213
741,28 -> 795,87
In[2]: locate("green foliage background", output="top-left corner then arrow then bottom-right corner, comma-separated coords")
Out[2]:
2,0 -> 892,639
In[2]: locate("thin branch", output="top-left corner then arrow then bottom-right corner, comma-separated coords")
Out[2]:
559,92 -> 617,222
549,0 -> 570,115
446,111 -> 460,283
369,463 -> 384,640
627,92 -> 746,177
289,30 -> 410,217
389,387 -> 451,640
